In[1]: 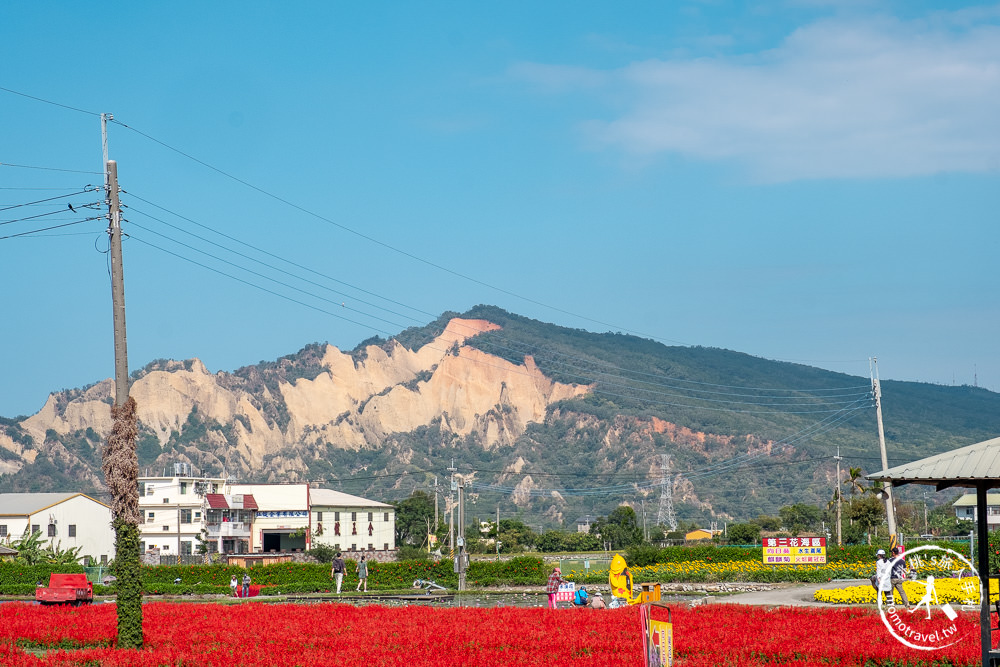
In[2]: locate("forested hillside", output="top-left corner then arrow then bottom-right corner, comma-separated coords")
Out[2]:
2,305 -> 998,528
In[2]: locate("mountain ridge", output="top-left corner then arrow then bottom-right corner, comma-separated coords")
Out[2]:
2,305 -> 998,526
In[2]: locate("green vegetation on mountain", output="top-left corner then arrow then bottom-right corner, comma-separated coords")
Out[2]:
1,305 -> 998,531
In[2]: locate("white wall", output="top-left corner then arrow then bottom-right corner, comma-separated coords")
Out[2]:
312,506 -> 395,551
21,495 -> 114,564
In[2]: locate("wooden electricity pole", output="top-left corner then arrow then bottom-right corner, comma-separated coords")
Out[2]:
101,112 -> 143,649
835,447 -> 843,547
871,358 -> 898,546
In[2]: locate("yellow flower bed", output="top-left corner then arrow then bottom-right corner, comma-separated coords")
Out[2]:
814,577 -> 999,605
566,559 -> 875,584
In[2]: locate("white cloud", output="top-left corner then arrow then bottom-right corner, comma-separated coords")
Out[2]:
514,11 -> 1000,181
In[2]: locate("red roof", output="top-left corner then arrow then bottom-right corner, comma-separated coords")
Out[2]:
205,493 -> 258,510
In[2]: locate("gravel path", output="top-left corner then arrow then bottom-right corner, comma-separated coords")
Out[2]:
711,579 -> 870,607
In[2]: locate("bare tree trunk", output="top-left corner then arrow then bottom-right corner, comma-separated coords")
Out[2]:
103,397 -> 142,649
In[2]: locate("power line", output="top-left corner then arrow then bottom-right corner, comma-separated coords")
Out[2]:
125,227 -> 876,415
122,192 -> 871,409
0,162 -> 103,175
110,118 -> 693,347
0,85 -> 100,116
0,187 -> 97,212
0,216 -> 103,241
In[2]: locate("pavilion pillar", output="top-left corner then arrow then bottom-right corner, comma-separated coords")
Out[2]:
977,483 -> 994,666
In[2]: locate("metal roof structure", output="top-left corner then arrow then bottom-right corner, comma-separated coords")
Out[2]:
867,435 -> 1000,666
308,488 -> 392,509
0,492 -> 108,516
952,492 -> 1000,507
866,435 -> 1000,490
205,493 -> 258,510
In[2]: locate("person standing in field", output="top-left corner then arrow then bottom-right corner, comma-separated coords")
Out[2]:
241,572 -> 251,598
230,575 -> 238,598
356,555 -> 369,592
331,552 -> 345,594
546,566 -> 566,610
889,546 -> 910,608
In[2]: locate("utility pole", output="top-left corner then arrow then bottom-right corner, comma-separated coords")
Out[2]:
496,503 -> 500,559
456,475 -> 466,591
871,358 -> 898,545
433,476 -> 439,530
923,491 -> 929,535
108,159 -> 129,403
641,499 -> 647,542
835,447 -> 843,547
101,112 -> 143,649
447,459 -> 457,553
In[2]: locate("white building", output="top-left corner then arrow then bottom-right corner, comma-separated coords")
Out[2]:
229,483 -> 310,553
309,488 -> 395,553
0,493 -> 114,564
138,470 -> 226,558
952,493 -> 1000,529
203,492 -> 257,555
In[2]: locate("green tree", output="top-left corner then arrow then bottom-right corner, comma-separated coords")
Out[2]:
494,519 -> 537,553
754,515 -> 781,531
848,495 -> 885,542
591,505 -> 642,550
393,491 -> 434,546
778,503 -> 821,535
727,522 -> 761,544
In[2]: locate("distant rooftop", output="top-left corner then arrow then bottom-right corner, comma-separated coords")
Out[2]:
0,493 -> 107,516
309,488 -> 392,509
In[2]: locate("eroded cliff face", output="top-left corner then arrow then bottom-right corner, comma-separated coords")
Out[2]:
3,318 -> 590,483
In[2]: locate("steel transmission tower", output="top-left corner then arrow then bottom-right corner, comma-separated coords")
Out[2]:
657,454 -> 678,530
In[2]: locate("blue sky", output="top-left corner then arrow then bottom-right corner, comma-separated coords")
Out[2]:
0,1 -> 997,418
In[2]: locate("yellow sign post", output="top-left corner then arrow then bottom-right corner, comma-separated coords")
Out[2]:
642,604 -> 673,667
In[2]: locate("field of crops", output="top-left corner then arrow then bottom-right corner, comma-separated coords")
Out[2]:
0,601 -> 990,666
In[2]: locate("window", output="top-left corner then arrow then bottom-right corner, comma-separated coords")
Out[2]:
147,512 -> 155,522
351,512 -> 357,521
162,544 -> 170,550
368,543 -> 373,550
47,524 -> 56,537
180,509 -> 193,524
31,524 -> 39,534
384,512 -> 389,522
384,543 -> 389,551
163,497 -> 170,504
68,525 -> 77,538
316,511 -> 323,522
101,555 -> 108,565
146,485 -> 154,496
162,525 -> 170,531
195,511 -> 201,520
140,542 -> 145,552
334,512 -> 340,521
351,544 -> 356,551
181,541 -> 193,555
180,482 -> 188,495
0,525 -> 6,537
368,512 -> 373,522
139,482 -> 145,496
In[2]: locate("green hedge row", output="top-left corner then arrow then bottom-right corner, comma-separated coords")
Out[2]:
0,557 -> 548,595
0,563 -> 84,587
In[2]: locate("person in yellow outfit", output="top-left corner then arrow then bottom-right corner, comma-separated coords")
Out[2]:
609,554 -> 639,604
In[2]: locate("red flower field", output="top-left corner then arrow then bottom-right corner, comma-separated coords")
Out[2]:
0,602 -> 988,666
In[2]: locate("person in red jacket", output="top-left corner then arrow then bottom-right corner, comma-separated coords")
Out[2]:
546,567 -> 566,610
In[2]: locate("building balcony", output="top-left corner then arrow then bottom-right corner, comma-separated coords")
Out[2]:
206,522 -> 250,538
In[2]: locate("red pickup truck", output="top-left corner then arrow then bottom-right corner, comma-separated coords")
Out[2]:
35,573 -> 93,606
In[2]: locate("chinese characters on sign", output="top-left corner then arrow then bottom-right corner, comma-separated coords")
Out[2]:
763,537 -> 826,564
